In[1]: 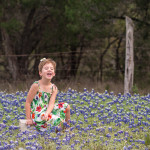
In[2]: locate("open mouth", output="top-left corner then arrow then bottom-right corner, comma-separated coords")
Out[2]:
47,73 -> 52,76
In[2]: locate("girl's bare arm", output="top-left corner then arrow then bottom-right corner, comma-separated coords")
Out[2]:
25,83 -> 38,125
44,85 -> 58,119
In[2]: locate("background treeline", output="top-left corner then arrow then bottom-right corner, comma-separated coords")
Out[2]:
0,0 -> 150,93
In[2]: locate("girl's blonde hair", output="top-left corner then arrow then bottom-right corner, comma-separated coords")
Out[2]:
38,58 -> 56,72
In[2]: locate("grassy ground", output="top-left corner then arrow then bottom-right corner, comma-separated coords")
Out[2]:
0,78 -> 149,94
0,89 -> 150,149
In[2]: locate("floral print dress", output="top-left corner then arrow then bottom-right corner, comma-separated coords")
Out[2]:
30,81 -> 68,131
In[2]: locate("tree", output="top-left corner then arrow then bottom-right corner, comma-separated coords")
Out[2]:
0,0 -> 53,80
0,0 -> 150,88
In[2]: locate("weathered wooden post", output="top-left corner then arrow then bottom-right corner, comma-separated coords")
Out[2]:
124,16 -> 134,94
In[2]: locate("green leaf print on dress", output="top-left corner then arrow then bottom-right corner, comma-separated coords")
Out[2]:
52,109 -> 58,115
60,110 -> 66,119
53,118 -> 61,126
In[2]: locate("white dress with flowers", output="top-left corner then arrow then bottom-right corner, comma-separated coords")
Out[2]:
30,81 -> 68,131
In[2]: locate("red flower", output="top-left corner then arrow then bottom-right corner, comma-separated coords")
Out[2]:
48,114 -> 52,120
58,102 -> 64,109
39,92 -> 42,98
41,114 -> 52,121
41,123 -> 47,128
64,108 -> 67,113
41,114 -> 45,120
32,113 -> 35,119
36,105 -> 42,112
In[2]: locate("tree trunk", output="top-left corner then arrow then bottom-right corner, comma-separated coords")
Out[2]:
1,28 -> 18,80
115,37 -> 122,75
70,45 -> 77,77
99,37 -> 119,82
76,38 -> 84,72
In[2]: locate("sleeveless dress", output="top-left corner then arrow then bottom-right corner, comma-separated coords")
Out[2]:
30,81 -> 68,131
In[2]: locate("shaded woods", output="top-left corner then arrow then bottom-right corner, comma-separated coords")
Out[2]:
0,0 -> 150,93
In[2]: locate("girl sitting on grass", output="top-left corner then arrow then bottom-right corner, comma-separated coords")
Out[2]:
25,58 -> 70,131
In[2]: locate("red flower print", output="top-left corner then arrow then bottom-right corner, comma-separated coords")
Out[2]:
58,102 -> 64,109
41,114 -> 45,120
64,108 -> 67,113
32,113 -> 35,119
41,123 -> 47,128
39,92 -> 42,98
48,114 -> 52,120
36,105 -> 42,112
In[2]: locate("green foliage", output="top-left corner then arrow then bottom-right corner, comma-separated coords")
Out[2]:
0,0 -> 150,87
134,0 -> 150,11
105,84 -> 110,91
20,0 -> 43,8
0,18 -> 22,33
132,84 -> 139,94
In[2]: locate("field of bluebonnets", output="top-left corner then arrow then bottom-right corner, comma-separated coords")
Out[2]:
0,88 -> 150,150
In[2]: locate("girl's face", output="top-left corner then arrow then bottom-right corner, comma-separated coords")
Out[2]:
39,63 -> 55,80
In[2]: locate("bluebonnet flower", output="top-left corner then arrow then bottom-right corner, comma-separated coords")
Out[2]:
74,140 -> 80,144
3,120 -> 7,124
6,115 -> 11,120
123,146 -> 128,150
108,127 -> 112,132
56,146 -> 62,150
71,143 -> 75,148
93,123 -> 97,127
106,133 -> 111,139
76,124 -> 80,130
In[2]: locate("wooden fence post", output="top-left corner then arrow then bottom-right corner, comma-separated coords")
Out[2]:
124,16 -> 134,94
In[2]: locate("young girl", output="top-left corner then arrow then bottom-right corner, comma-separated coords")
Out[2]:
25,58 -> 70,131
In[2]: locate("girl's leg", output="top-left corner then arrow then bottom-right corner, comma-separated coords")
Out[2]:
65,105 -> 70,124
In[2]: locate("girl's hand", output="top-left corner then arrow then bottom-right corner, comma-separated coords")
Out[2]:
41,113 -> 51,121
41,113 -> 48,121
26,119 -> 33,125
44,113 -> 49,121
